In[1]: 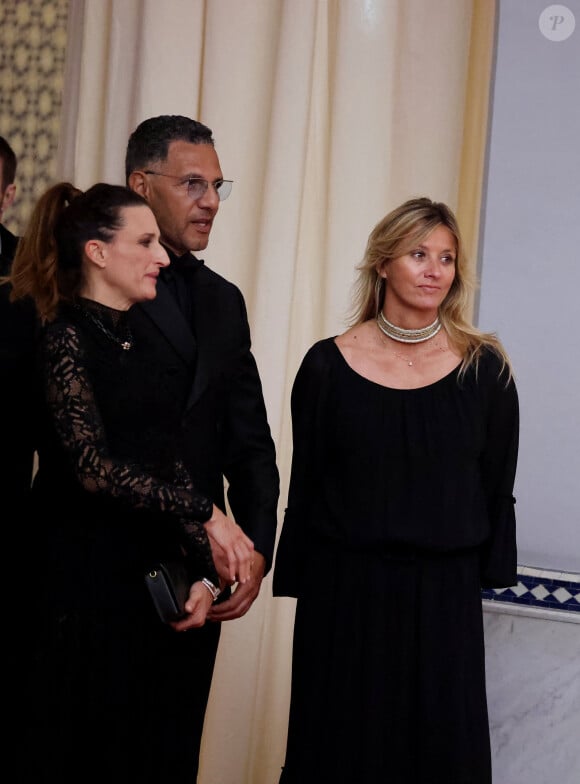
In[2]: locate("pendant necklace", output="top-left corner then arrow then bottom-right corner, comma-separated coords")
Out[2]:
75,303 -> 133,350
390,343 -> 447,367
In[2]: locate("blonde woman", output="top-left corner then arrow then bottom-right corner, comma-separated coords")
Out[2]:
274,197 -> 519,784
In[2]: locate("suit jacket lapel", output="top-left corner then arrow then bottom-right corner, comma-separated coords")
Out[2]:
187,271 -> 212,408
139,254 -> 214,409
139,279 -> 197,366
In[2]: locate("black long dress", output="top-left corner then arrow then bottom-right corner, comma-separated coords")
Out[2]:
24,299 -> 220,784
273,338 -> 519,784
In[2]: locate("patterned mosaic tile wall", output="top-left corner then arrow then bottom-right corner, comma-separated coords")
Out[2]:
0,0 -> 69,235
482,566 -> 580,615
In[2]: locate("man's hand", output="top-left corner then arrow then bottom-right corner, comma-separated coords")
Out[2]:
207,552 -> 266,622
204,504 -> 254,583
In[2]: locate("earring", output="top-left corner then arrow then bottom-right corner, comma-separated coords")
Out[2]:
374,276 -> 384,316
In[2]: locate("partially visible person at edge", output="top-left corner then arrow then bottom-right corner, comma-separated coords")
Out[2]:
8,181 -> 255,783
273,197 -> 519,784
0,135 -> 19,274
0,134 -> 36,503
125,116 -> 280,772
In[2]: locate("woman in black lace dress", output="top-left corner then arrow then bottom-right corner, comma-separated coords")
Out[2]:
273,198 -> 519,784
8,183 -> 254,783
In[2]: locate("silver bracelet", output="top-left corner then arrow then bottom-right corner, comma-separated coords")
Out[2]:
201,577 -> 221,602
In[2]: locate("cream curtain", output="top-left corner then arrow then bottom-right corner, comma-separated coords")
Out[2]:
57,1 -> 496,782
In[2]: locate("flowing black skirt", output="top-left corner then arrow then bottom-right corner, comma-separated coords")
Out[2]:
279,546 -> 491,784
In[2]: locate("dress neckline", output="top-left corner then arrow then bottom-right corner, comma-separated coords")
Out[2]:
330,337 -> 461,392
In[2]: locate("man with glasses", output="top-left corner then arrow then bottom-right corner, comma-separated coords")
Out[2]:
125,115 -> 279,780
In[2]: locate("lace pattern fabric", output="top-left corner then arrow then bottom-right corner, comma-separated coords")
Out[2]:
39,301 -> 216,578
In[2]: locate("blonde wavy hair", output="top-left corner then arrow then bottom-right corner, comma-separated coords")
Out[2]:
348,197 -> 513,381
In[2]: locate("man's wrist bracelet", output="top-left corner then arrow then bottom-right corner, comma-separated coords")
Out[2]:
201,577 -> 221,602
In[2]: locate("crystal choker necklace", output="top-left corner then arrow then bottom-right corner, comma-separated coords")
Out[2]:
376,310 -> 441,344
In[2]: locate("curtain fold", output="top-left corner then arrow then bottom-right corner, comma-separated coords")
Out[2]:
55,2 -> 496,781
458,0 -> 498,320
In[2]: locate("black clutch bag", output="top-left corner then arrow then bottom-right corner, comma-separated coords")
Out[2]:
144,560 -> 190,623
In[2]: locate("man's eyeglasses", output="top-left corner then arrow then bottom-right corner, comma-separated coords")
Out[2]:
143,171 -> 233,201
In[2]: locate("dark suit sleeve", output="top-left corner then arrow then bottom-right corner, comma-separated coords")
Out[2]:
0,224 -> 19,276
0,284 -> 37,505
220,285 -> 280,572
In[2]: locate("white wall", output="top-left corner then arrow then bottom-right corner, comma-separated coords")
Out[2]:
477,0 -> 580,571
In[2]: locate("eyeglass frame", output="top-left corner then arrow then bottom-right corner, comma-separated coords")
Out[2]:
142,170 -> 233,201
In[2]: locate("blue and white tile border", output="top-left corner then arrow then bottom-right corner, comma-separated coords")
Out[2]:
482,566 -> 580,624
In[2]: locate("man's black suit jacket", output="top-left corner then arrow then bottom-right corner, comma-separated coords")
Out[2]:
0,225 -> 36,505
128,254 -> 280,570
0,223 -> 18,277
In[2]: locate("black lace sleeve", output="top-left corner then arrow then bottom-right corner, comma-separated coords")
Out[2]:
41,320 -> 215,569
